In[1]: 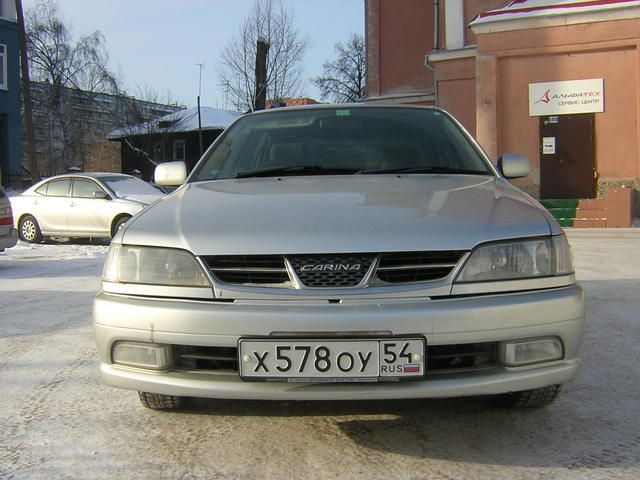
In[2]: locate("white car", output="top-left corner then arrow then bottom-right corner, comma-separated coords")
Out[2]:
0,187 -> 18,251
93,106 -> 584,411
11,173 -> 163,242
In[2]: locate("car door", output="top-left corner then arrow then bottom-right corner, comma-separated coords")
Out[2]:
68,178 -> 113,235
35,178 -> 71,233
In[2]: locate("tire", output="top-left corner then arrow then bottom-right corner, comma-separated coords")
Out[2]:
19,215 -> 43,243
111,215 -> 131,237
498,384 -> 563,408
138,391 -> 185,410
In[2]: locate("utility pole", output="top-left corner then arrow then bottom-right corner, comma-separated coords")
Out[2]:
196,63 -> 204,157
15,0 -> 39,183
254,38 -> 269,111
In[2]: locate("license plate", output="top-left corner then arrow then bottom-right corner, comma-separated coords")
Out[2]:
238,338 -> 425,381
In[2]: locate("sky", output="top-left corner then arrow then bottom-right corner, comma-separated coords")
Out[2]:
22,0 -> 365,110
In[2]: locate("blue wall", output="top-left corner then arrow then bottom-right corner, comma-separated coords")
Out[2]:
0,17 -> 22,182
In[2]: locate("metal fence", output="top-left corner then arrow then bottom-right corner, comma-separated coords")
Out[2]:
1,171 -> 66,190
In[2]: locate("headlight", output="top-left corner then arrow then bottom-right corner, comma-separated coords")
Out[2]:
457,235 -> 573,282
103,244 -> 210,287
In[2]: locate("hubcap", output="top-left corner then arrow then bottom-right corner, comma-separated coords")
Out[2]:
22,221 -> 36,241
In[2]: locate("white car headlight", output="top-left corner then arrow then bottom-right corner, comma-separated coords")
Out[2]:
103,244 -> 211,287
456,235 -> 573,283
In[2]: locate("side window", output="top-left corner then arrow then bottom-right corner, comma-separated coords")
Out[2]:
72,179 -> 104,199
173,140 -> 186,161
45,179 -> 71,197
35,183 -> 48,196
0,44 -> 6,90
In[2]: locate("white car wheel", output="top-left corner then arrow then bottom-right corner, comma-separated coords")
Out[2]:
19,215 -> 43,243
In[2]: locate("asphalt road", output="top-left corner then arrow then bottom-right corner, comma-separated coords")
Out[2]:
1,231 -> 639,479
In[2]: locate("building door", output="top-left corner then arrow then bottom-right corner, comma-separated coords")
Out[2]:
539,114 -> 595,199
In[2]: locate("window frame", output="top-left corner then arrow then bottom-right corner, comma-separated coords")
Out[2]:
0,44 -> 7,90
173,139 -> 186,162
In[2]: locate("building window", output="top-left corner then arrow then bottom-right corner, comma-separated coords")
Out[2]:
0,0 -> 17,22
173,139 -> 186,161
0,44 -> 7,90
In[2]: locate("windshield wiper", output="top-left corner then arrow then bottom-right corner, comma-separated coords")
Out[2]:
234,165 -> 359,179
356,166 -> 490,175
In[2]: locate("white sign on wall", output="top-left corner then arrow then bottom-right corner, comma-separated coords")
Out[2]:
529,79 -> 604,116
542,137 -> 556,155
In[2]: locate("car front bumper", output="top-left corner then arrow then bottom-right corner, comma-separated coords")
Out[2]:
93,285 -> 585,400
0,227 -> 18,251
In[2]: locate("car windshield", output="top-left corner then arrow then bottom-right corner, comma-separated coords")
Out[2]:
190,107 -> 492,181
100,176 -> 162,198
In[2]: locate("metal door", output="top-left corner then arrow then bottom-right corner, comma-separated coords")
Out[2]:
540,114 -> 595,199
68,178 -> 112,235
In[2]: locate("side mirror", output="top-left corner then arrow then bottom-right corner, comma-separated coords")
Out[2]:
93,190 -> 110,200
498,154 -> 530,179
155,161 -> 187,186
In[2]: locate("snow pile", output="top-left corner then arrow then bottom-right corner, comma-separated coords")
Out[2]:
6,240 -> 109,260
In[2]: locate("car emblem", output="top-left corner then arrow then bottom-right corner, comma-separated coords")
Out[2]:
300,263 -> 362,272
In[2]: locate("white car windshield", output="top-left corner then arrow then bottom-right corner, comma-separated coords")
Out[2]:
100,176 -> 162,198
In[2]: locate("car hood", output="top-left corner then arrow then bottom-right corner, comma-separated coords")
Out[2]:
121,175 -> 554,254
118,193 -> 163,205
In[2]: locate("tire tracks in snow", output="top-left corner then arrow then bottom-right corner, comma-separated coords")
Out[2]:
0,340 -> 96,477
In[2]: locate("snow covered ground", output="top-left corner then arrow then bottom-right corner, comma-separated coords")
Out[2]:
1,232 -> 639,479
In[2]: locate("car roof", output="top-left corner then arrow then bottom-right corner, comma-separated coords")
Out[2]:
40,172 -> 133,181
250,103 -> 440,115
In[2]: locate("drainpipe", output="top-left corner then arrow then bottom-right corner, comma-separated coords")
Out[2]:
424,0 -> 440,105
433,0 -> 441,51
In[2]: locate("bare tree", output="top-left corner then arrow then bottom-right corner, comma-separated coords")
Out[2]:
219,0 -> 307,112
313,34 -> 366,103
25,0 -> 118,171
15,0 -> 39,182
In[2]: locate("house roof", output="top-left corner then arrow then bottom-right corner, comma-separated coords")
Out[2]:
470,0 -> 640,32
107,106 -> 242,140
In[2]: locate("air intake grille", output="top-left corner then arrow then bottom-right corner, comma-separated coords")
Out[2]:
289,254 -> 375,288
173,345 -> 238,372
376,251 -> 465,284
203,255 -> 289,285
427,342 -> 498,373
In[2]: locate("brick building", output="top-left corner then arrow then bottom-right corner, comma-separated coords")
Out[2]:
25,82 -> 181,181
365,0 -> 640,226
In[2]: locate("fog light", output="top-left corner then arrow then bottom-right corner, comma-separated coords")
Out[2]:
501,338 -> 563,367
112,342 -> 172,370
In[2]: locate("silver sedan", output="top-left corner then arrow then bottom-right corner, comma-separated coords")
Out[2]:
93,105 -> 585,411
0,187 -> 18,251
11,173 -> 163,242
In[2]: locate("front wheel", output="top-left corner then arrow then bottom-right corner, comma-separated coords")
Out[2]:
497,385 -> 563,408
137,391 -> 185,410
19,215 -> 43,243
111,215 -> 131,238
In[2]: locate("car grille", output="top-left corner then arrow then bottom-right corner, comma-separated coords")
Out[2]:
203,255 -> 290,286
288,254 -> 375,288
375,251 -> 465,284
202,251 -> 465,289
171,342 -> 498,375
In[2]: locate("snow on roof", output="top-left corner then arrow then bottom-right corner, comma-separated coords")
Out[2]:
471,0 -> 640,29
108,106 -> 242,140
